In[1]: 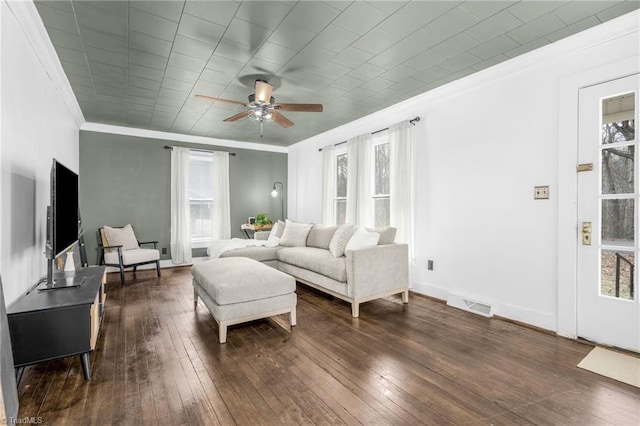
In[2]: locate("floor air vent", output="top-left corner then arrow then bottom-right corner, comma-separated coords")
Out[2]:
446,294 -> 493,317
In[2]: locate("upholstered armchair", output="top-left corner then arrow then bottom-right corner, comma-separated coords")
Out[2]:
97,224 -> 161,285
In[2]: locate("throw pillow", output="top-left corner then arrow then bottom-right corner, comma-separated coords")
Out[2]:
328,224 -> 355,257
306,224 -> 338,249
266,223 -> 281,247
366,227 -> 397,245
279,221 -> 313,247
103,224 -> 139,251
275,220 -> 286,238
268,221 -> 280,238
346,228 -> 380,252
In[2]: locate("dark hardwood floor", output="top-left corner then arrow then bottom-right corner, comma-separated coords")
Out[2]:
16,266 -> 640,425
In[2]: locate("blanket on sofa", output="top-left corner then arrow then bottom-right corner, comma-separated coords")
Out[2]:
208,238 -> 278,258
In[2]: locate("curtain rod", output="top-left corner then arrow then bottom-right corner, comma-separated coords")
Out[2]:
164,145 -> 236,156
318,116 -> 420,152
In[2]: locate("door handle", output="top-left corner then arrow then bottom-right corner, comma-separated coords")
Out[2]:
582,222 -> 592,245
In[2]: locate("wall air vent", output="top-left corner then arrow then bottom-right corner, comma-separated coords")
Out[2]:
446,294 -> 494,318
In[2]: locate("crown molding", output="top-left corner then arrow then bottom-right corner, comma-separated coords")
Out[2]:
5,0 -> 85,127
80,123 -> 289,153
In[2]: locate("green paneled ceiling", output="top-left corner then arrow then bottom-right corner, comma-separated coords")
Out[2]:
35,0 -> 638,146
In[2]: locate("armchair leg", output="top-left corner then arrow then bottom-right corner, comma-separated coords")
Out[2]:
402,289 -> 409,304
156,260 -> 161,278
133,266 -> 137,276
119,265 -> 126,286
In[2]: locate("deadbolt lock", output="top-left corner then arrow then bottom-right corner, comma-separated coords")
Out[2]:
582,222 -> 592,245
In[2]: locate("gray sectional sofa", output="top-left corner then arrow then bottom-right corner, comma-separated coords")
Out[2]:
220,224 -> 409,317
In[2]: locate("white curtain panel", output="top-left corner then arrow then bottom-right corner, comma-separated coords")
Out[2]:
345,137 -> 359,225
322,145 -> 336,225
211,151 -> 231,240
389,121 -> 413,248
355,134 -> 373,228
170,147 -> 192,264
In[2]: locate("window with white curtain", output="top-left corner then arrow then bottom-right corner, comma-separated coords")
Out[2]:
372,135 -> 390,229
188,151 -> 213,247
335,152 -> 348,225
332,135 -> 391,228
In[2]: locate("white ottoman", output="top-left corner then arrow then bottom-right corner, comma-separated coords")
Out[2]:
192,257 -> 297,343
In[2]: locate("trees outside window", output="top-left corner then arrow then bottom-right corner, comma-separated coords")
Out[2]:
373,142 -> 390,228
335,154 -> 347,225
189,152 -> 213,247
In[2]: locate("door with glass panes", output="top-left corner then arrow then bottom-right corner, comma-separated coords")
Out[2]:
577,74 -> 639,351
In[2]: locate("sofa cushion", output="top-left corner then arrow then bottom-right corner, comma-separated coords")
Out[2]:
275,220 -> 286,238
328,224 -> 355,258
366,227 -> 397,245
104,248 -> 158,266
220,246 -> 282,262
280,220 -> 313,247
306,224 -> 338,249
345,228 -> 380,252
277,247 -> 347,283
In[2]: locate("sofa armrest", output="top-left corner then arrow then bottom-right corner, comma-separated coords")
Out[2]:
254,231 -> 270,241
346,244 -> 409,299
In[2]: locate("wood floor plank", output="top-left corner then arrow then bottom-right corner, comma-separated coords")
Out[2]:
15,267 -> 640,425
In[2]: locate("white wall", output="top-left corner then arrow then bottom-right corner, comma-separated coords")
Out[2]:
1,1 -> 81,305
288,12 -> 639,331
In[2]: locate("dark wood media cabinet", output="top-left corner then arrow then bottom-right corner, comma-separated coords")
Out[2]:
7,266 -> 107,381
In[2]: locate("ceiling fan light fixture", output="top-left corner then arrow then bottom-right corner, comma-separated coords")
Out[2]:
249,107 -> 274,123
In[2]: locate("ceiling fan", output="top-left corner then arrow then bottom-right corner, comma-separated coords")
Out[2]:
195,79 -> 323,137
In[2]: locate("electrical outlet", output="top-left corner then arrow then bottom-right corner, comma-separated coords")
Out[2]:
534,186 -> 549,200
427,260 -> 434,271
162,247 -> 167,255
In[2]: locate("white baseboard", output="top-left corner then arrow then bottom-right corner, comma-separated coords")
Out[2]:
103,257 -> 210,273
411,281 -> 557,332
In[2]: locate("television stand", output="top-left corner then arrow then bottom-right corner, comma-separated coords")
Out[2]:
7,266 -> 106,381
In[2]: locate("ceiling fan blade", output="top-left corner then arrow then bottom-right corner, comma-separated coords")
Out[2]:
273,103 -> 323,112
223,110 -> 251,122
273,111 -> 294,128
195,94 -> 247,106
254,80 -> 273,104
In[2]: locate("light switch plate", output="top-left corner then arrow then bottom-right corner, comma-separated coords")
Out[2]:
534,186 -> 549,199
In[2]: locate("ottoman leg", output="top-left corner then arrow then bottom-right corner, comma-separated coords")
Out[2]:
290,306 -> 297,327
193,286 -> 198,308
219,322 -> 228,344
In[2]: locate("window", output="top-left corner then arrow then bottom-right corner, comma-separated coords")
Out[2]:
188,151 -> 213,247
373,141 -> 390,228
332,136 -> 391,228
335,153 -> 347,225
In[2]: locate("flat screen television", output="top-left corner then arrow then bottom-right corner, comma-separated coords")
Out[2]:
42,159 -> 83,290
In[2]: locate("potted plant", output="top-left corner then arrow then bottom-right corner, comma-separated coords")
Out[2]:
254,213 -> 273,229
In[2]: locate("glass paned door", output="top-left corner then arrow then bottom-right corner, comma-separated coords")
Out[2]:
577,74 -> 639,352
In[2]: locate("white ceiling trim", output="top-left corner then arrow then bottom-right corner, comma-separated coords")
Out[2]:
80,122 -> 288,153
6,0 -> 85,127
291,9 -> 640,151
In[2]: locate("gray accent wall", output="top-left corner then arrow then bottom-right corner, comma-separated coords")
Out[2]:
79,131 -> 287,264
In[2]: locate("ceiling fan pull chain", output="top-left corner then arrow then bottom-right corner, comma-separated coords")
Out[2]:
260,120 -> 264,138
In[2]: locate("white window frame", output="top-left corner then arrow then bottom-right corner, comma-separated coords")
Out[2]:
372,131 -> 390,228
189,151 -> 214,249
